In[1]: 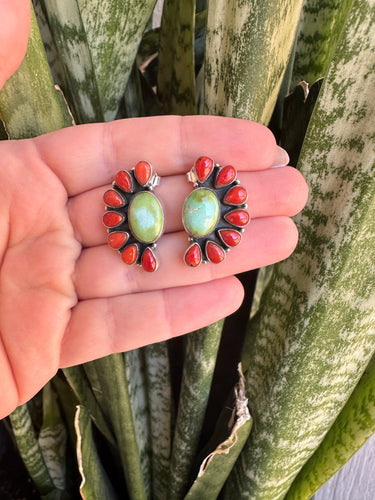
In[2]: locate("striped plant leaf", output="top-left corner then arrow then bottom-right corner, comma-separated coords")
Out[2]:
157,0 -> 196,114
76,0 -> 157,121
225,1 -> 375,498
185,367 -> 252,500
124,350 -> 152,498
9,405 -> 56,496
291,0 -> 353,88
33,0 -> 69,91
75,405 -> 118,500
39,0 -> 104,123
63,366 -> 116,448
91,354 -> 148,500
285,354 -> 375,500
143,342 -> 173,500
38,383 -> 67,492
0,5 -> 72,139
168,321 -> 224,500
204,0 -> 304,124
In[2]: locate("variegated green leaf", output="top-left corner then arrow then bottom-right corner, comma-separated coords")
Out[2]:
92,354 -> 148,500
9,405 -> 56,496
157,0 -> 196,114
63,366 -> 116,448
185,367 -> 252,500
77,0 -> 157,121
75,405 -> 118,500
0,6 -> 72,139
168,321 -> 224,500
291,0 -> 353,87
225,1 -> 375,498
285,355 -> 375,500
143,342 -> 173,500
38,383 -> 67,492
204,0 -> 304,124
33,0 -> 69,89
124,349 -> 151,498
40,0 -> 104,123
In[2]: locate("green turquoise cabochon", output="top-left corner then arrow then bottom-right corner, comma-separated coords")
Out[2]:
183,188 -> 220,238
128,191 -> 164,243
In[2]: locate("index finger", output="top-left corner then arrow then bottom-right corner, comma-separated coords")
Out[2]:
33,115 -> 277,196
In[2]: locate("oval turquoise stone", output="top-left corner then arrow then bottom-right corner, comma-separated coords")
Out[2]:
129,192 -> 164,243
183,188 -> 220,238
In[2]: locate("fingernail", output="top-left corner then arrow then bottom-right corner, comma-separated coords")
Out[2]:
271,146 -> 290,168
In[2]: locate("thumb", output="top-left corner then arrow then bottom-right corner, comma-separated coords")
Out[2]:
0,0 -> 30,90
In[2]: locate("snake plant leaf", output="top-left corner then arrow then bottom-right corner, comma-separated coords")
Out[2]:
143,343 -> 173,500
225,1 -> 375,498
32,0 -> 67,88
9,405 -> 56,496
0,6 -> 72,139
285,354 -> 375,500
91,354 -> 148,500
168,321 -> 224,500
38,384 -> 67,492
75,405 -> 118,500
157,0 -> 196,114
204,0 -> 304,124
124,350 -> 152,497
76,0 -> 157,121
185,366 -> 252,500
63,366 -> 116,448
291,0 -> 353,88
39,0 -> 104,123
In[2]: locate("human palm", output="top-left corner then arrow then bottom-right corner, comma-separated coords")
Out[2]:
0,4 -> 308,418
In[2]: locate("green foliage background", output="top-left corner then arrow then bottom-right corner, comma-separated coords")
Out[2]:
0,1 -> 374,499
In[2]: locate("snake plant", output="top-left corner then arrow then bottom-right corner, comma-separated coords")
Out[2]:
0,0 -> 374,499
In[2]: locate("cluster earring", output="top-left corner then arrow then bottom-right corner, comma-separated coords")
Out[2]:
103,161 -> 164,272
103,157 -> 249,270
182,156 -> 250,267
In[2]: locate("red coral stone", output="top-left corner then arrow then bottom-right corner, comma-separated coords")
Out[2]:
115,170 -> 133,192
216,165 -> 236,187
225,210 -> 250,227
103,212 -> 124,227
142,248 -> 157,272
195,156 -> 214,182
206,242 -> 225,263
219,229 -> 242,247
135,161 -> 152,185
122,244 -> 138,265
103,189 -> 125,207
224,185 -> 248,205
108,232 -> 128,249
184,243 -> 202,267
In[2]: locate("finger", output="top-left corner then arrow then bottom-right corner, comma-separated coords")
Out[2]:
0,0 -> 30,89
60,276 -> 244,367
75,217 -> 298,300
34,116 -> 277,196
69,166 -> 308,247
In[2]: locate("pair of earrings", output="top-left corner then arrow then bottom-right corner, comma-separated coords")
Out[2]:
103,157 -> 250,272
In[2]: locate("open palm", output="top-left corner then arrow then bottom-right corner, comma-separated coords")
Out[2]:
0,3 -> 308,418
0,117 -> 308,418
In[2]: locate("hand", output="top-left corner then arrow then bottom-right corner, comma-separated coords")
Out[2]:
0,3 -> 308,419
0,117 -> 308,418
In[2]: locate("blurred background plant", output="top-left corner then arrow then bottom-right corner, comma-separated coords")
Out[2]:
0,0 -> 374,499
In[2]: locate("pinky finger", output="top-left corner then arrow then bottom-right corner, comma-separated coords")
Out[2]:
60,276 -> 244,367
